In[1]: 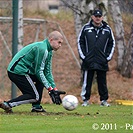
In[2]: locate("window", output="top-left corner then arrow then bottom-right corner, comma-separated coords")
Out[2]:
49,5 -> 59,13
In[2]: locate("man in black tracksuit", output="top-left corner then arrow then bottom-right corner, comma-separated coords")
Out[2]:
77,9 -> 115,106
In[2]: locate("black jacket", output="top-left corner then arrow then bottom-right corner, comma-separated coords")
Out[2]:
77,20 -> 115,71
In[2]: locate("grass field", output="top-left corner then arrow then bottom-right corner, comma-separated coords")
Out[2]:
0,104 -> 133,133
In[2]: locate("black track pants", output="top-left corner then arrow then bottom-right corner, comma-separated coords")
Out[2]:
7,71 -> 44,107
81,70 -> 108,101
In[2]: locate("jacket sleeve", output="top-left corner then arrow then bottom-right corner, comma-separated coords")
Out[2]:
106,28 -> 115,61
44,51 -> 56,88
34,47 -> 52,89
77,26 -> 86,60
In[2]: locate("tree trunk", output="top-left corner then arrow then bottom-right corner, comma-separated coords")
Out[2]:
108,0 -> 125,70
121,24 -> 133,77
18,0 -> 24,51
109,0 -> 132,77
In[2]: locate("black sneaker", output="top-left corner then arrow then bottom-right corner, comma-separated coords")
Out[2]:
31,105 -> 46,112
0,102 -> 13,113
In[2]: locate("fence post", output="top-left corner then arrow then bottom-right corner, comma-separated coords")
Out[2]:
11,0 -> 19,98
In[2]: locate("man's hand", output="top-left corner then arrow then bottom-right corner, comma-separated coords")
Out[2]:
48,87 -> 66,105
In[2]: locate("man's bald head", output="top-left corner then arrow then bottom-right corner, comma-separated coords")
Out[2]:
48,31 -> 63,40
48,31 -> 63,51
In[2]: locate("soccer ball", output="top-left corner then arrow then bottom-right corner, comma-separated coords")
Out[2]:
62,95 -> 78,111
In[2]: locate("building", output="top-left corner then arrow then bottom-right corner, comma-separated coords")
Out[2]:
23,0 -> 60,13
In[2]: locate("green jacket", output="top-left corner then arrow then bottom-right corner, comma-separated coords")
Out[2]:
7,39 -> 56,89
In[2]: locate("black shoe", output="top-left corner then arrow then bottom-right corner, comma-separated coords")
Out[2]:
31,105 -> 46,112
0,102 -> 13,113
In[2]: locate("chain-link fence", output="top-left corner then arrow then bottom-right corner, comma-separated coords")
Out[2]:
0,0 -> 12,100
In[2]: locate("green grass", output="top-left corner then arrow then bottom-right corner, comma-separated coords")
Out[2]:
0,104 -> 133,133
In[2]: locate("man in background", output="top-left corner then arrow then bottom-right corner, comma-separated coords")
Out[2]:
77,9 -> 115,106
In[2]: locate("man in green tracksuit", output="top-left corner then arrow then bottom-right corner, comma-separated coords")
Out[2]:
0,31 -> 65,113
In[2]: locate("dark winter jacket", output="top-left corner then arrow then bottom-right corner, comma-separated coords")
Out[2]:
77,20 -> 115,71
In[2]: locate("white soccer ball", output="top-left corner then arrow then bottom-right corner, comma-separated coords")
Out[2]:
62,95 -> 78,111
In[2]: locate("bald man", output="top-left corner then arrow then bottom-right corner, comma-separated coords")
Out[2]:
0,31 -> 65,113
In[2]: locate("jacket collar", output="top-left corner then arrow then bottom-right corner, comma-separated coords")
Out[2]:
44,38 -> 53,51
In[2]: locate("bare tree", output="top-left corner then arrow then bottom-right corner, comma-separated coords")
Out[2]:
109,0 -> 132,77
